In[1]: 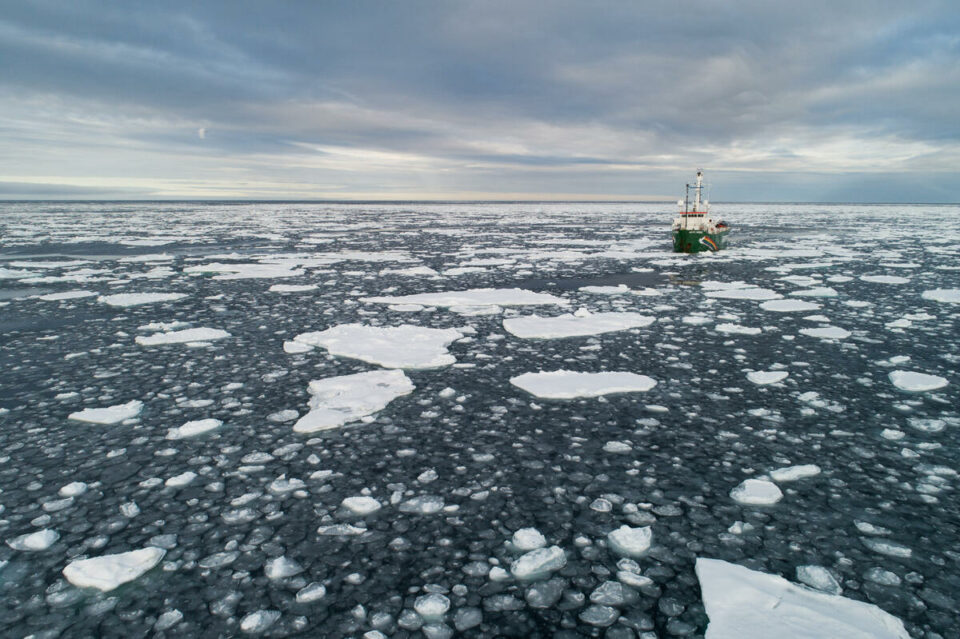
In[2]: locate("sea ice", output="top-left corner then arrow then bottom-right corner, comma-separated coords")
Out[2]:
414,593 -> 450,620
921,288 -> 960,304
503,311 -> 655,339
292,324 -> 463,369
268,284 -> 318,292
166,418 -> 223,439
59,482 -> 88,497
770,464 -> 821,482
63,547 -> 166,591
240,610 -> 281,634
888,370 -> 949,392
361,287 -> 566,307
790,287 -> 838,297
7,529 -> 59,551
512,528 -> 547,551
98,292 -> 187,307
136,327 -> 231,346
68,400 -> 143,424
746,371 -> 789,385
860,275 -> 910,284
705,288 -> 782,300
795,565 -> 842,594
342,496 -> 382,515
36,290 -> 97,301
264,556 -> 304,579
799,326 -> 851,340
759,299 -> 821,312
696,558 -> 909,638
165,472 -> 197,488
730,479 -> 783,505
510,371 -> 656,399
606,525 -> 653,557
510,546 -> 567,580
293,369 -> 414,433
715,323 -> 762,335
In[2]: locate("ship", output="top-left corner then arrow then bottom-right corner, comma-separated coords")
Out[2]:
672,169 -> 729,253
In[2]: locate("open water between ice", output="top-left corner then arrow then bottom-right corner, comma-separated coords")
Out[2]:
0,201 -> 958,637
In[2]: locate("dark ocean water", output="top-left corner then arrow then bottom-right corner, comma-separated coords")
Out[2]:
0,201 -> 958,638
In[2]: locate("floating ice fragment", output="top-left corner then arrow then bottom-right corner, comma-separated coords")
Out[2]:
293,369 -> 414,433
268,284 -> 317,292
512,528 -> 547,552
705,288 -> 781,300
921,288 -> 960,304
98,292 -> 186,307
861,538 -> 912,558
799,326 -> 851,340
759,299 -> 820,312
36,290 -> 97,301
265,556 -> 304,579
603,441 -> 633,454
296,582 -> 327,603
770,464 -> 821,482
579,604 -> 620,627
240,610 -> 281,634
796,565 -> 842,594
510,370 -> 656,399
166,418 -> 223,439
860,275 -> 910,284
68,400 -> 143,424
63,547 -> 166,591
790,287 -> 838,298
59,482 -> 88,497
414,593 -> 450,621
730,479 -> 782,505
888,370 -> 948,392
267,409 -> 299,422
606,525 -> 652,558
453,607 -> 483,631
136,327 -> 230,346
317,524 -> 366,535
361,287 -> 566,307
283,340 -> 313,354
715,323 -> 762,335
503,311 -> 654,339
155,610 -> 183,631
510,546 -> 567,580
165,471 -> 196,488
293,324 -> 462,368
399,495 -> 445,514
746,371 -> 788,385
7,529 -> 59,551
696,558 -> 909,638
342,496 -> 382,515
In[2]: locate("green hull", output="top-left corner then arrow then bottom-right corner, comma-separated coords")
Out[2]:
673,229 -> 729,253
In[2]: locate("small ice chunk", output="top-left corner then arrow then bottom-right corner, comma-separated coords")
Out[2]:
790,287 -> 838,298
399,495 -> 445,514
7,529 -> 59,551
861,538 -> 912,558
510,370 -> 656,399
796,565 -> 842,594
165,471 -> 197,488
342,496 -> 382,515
715,323 -> 762,335
759,300 -> 821,312
240,610 -> 281,634
59,482 -> 88,497
267,409 -> 299,422
63,547 -> 166,591
888,370 -> 948,392
292,324 -> 463,369
414,593 -> 450,621
606,525 -> 652,558
860,275 -> 910,284
503,312 -> 655,339
265,556 -> 304,579
800,326 -> 851,340
317,524 -> 366,536
166,418 -> 223,439
136,327 -> 230,346
361,288 -> 566,307
603,441 -> 633,453
269,284 -> 317,293
68,400 -> 143,424
512,528 -> 547,551
155,610 -> 183,631
36,290 -> 97,301
510,546 -> 567,580
746,371 -> 789,385
705,287 -> 781,300
696,558 -> 909,638
770,465 -> 821,482
283,340 -> 313,354
453,607 -> 483,631
864,567 -> 901,586
579,605 -> 620,627
293,369 -> 414,433
296,582 -> 327,603
921,288 -> 960,304
730,479 -> 783,505
98,292 -> 187,307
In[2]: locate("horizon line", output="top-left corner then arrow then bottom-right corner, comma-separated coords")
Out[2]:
1,198 -> 958,206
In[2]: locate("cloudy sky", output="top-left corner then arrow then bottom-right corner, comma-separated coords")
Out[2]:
1,1 -> 957,201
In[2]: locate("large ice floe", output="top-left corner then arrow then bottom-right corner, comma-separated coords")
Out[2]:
503,310 -> 655,339
63,547 -> 166,591
510,370 -> 657,399
759,299 -> 821,312
921,288 -> 960,303
292,324 -> 463,368
293,369 -> 414,433
730,479 -> 783,505
97,292 -> 187,307
136,327 -> 231,346
68,400 -> 143,424
888,370 -> 949,392
360,287 -> 567,307
695,558 -> 909,638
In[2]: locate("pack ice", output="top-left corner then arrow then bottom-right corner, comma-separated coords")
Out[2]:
63,547 -> 166,591
695,558 -> 909,638
98,293 -> 187,307
510,371 -> 657,399
68,400 -> 143,424
888,370 -> 949,392
503,310 -> 655,339
361,287 -> 566,307
293,369 -> 415,433
292,324 -> 463,369
136,327 -> 231,346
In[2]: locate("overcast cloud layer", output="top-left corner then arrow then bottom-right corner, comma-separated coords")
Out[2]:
1,1 -> 957,201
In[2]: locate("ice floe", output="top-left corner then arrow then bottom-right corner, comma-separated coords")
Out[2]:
921,288 -> 960,304
730,479 -> 783,505
695,558 -> 909,638
606,525 -> 653,557
510,546 -> 567,580
888,370 -> 949,392
510,370 -> 656,398
292,324 -> 463,368
136,327 -> 231,346
98,292 -> 187,307
799,326 -> 851,340
63,547 -> 166,591
790,286 -> 838,297
770,464 -> 821,482
715,323 -> 761,335
860,275 -> 910,284
268,284 -> 318,293
361,287 -> 566,307
7,529 -> 59,551
341,496 -> 382,515
746,371 -> 789,385
35,290 -> 97,301
166,418 -> 223,439
759,299 -> 821,312
68,400 -> 143,424
503,311 -> 654,339
293,369 -> 414,433
705,287 -> 781,300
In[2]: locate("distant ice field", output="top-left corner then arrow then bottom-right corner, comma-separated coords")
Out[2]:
0,201 -> 957,637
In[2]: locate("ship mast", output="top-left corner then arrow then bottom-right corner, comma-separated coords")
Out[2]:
684,169 -> 705,213
693,169 -> 703,212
